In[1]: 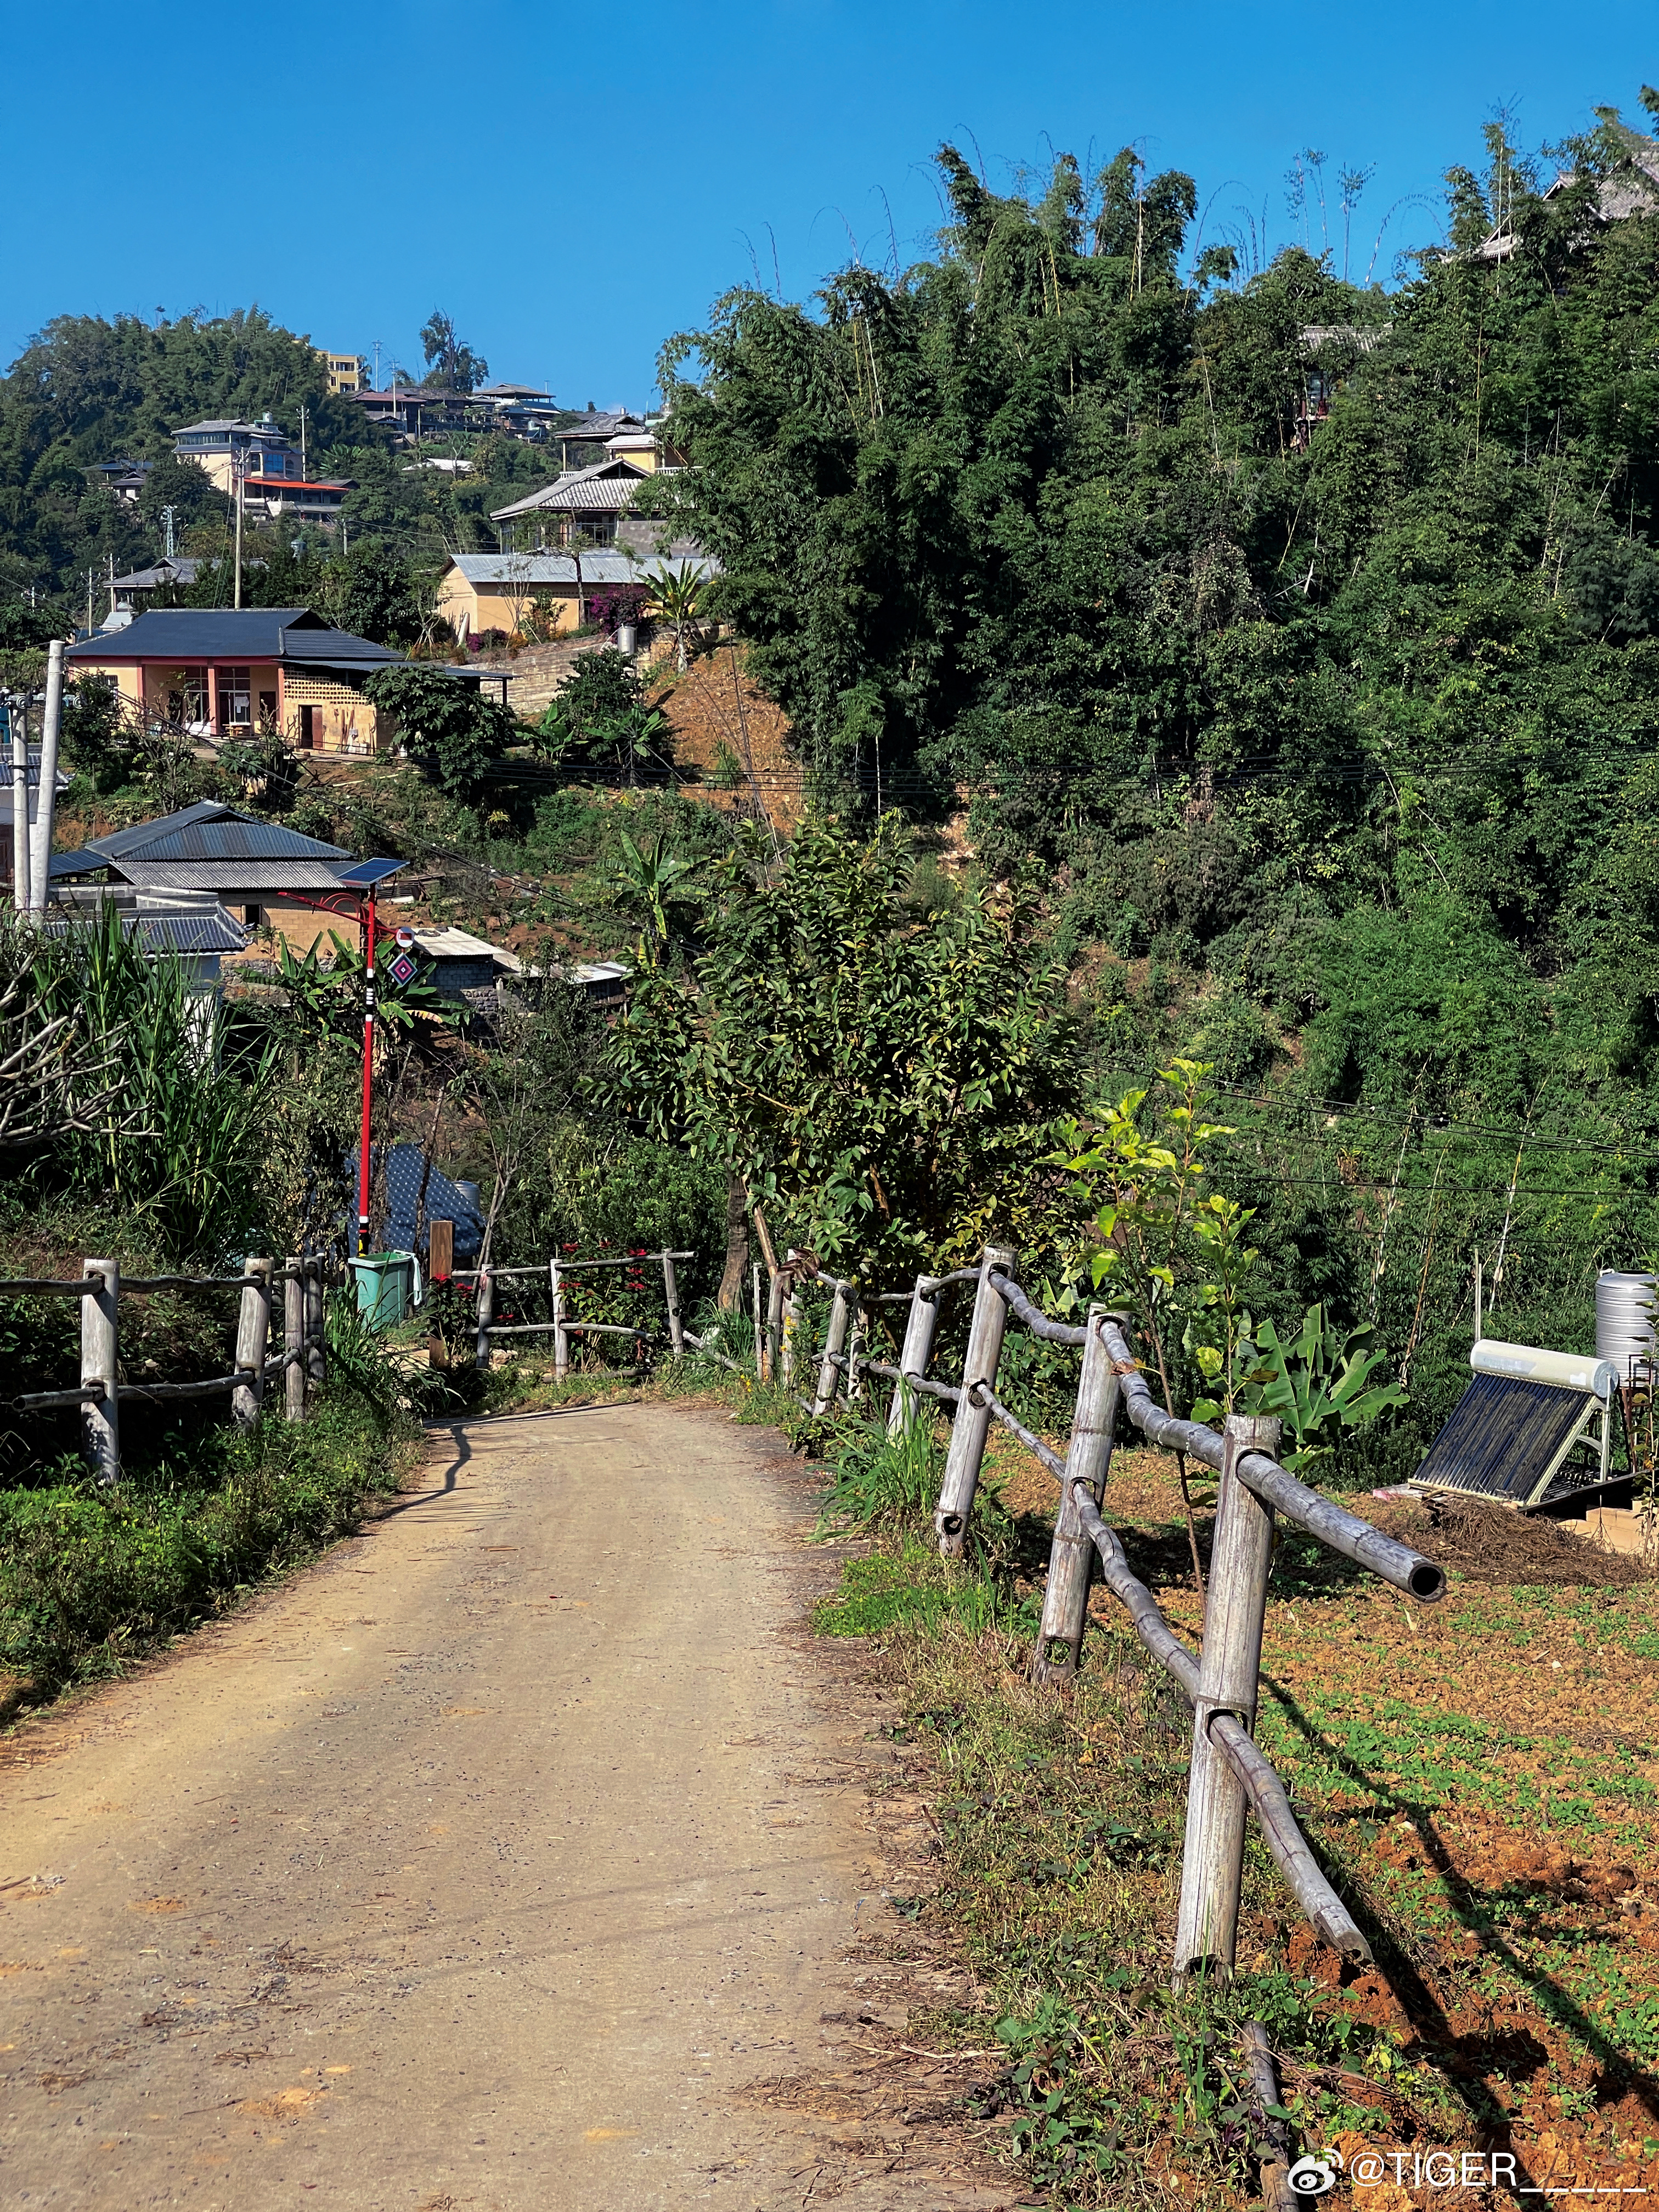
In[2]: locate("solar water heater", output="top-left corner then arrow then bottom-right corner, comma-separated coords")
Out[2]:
1413,1340 -> 1617,1511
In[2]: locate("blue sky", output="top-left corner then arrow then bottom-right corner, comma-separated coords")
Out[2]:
4,0 -> 1657,408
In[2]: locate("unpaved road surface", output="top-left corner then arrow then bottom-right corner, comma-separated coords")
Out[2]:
0,1402 -> 1012,2209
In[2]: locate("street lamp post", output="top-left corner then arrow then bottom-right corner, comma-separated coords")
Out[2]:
333,858 -> 410,1255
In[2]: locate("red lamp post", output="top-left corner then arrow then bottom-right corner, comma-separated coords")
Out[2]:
324,858 -> 410,1255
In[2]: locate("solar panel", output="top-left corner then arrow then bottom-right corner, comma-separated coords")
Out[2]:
1415,1371 -> 1608,1510
335,857 -> 407,888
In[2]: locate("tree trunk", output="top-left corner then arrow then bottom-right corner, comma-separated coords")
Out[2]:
716,1171 -> 748,1310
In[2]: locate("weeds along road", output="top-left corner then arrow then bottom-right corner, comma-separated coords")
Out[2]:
0,1401 -> 1009,2210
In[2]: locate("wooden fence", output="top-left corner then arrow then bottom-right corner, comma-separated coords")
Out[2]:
752,1245 -> 1446,1991
0,1256 -> 330,1485
445,1245 -> 695,1375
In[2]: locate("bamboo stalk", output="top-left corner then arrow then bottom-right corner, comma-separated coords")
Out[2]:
934,1244 -> 1016,1558
80,1257 -> 120,1486
812,1279 -> 854,1416
1098,1320 -> 1444,1601
1175,1414 -> 1280,1978
284,1257 -> 306,1421
1033,1308 -> 1119,1685
233,1259 -> 273,1429
888,1276 -> 941,1437
552,1255 -> 568,1379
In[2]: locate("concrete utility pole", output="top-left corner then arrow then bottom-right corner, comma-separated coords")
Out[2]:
9,690 -> 31,912
234,449 -> 244,610
28,639 -> 64,917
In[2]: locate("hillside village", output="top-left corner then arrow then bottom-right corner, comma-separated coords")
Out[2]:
7,81 -> 1659,2212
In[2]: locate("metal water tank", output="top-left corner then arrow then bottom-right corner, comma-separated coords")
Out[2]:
1595,1269 -> 1657,1378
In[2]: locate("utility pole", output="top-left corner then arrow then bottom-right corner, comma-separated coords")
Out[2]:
29,639 -> 64,917
300,402 -> 308,479
9,690 -> 31,912
85,569 -> 94,636
233,448 -> 244,610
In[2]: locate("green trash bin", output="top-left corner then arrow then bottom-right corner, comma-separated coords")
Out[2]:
349,1251 -> 417,1330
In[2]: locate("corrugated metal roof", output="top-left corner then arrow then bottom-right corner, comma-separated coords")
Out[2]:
111,556 -> 203,590
0,752 -> 74,791
92,802 -> 349,865
412,927 -> 522,970
41,889 -> 247,956
114,860 -> 352,891
447,552 -> 643,586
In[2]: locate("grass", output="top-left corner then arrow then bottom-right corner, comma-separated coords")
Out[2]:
799,1422 -> 1659,2208
0,1385 -> 413,1708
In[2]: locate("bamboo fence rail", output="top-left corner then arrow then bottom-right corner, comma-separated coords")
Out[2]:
770,1245 -> 1444,1987
0,1253 -> 332,1482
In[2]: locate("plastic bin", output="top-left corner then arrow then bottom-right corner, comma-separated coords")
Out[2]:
349,1250 -> 419,1330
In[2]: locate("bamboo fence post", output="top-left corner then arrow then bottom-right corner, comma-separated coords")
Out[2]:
1174,1410 -> 1282,1978
765,1266 -> 785,1383
889,1276 -> 940,1436
751,1261 -> 764,1372
80,1257 -> 120,1486
233,1257 -> 273,1428
780,1253 -> 800,1386
475,1267 -> 494,1368
846,1306 -> 866,1402
1032,1306 -> 1121,1685
552,1256 -> 569,1380
304,1258 -> 325,1396
933,1244 -> 1017,1558
284,1257 -> 306,1422
662,1251 -> 684,1357
811,1279 -> 853,1417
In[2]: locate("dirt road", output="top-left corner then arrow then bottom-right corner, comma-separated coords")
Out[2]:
0,1402 -> 1011,2210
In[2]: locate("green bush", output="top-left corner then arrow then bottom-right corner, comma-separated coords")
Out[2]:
0,1392 -> 402,1691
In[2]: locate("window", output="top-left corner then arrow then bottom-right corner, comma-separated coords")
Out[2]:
165,666 -> 208,727
216,667 -> 251,729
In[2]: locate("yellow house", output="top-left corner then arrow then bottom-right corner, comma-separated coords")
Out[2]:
437,551 -> 641,641
326,352 -> 364,393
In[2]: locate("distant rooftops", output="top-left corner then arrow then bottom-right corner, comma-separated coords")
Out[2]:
490,459 -> 648,522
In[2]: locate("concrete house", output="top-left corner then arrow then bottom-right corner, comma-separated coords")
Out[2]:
66,607 -> 405,754
435,551 -> 718,644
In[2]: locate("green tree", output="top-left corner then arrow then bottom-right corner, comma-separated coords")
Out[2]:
361,663 -> 518,800
605,819 -> 1079,1280
419,311 -> 489,394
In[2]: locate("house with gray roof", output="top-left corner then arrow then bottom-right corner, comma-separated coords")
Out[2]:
435,550 -> 718,644
49,799 -> 359,947
65,606 -> 504,754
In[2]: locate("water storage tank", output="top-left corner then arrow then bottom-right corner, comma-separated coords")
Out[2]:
1471,1339 -> 1619,1400
1595,1271 -> 1657,1379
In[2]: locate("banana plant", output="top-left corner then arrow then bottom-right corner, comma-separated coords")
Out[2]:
1193,1300 -> 1407,1471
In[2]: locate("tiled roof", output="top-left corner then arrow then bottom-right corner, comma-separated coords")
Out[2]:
65,608 -> 402,668
490,461 -> 647,522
